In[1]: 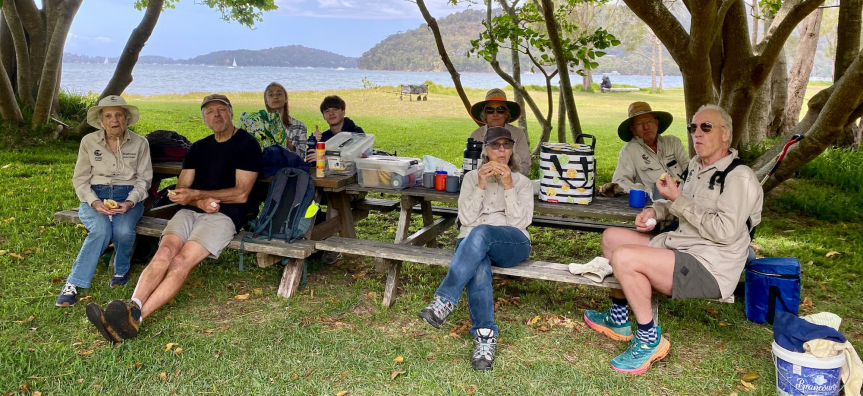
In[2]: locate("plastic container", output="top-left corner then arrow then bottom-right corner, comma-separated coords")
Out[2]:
324,132 -> 375,176
772,341 -> 844,396
356,156 -> 424,191
435,171 -> 447,191
315,142 -> 326,178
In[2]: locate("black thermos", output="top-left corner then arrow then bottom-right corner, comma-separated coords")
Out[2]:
463,137 -> 483,172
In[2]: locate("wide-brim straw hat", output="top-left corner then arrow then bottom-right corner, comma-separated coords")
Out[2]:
617,101 -> 673,142
470,88 -> 522,124
86,95 -> 140,128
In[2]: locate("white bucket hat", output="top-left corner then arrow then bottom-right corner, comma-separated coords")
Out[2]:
86,95 -> 140,129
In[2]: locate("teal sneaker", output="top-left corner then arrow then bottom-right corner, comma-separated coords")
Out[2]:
610,327 -> 671,375
583,309 -> 633,341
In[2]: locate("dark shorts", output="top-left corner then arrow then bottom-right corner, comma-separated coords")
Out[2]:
671,250 -> 721,300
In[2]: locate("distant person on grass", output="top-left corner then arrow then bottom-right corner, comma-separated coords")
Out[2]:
469,88 -> 531,176
85,94 -> 262,343
583,105 -> 763,374
599,101 -> 689,198
57,96 -> 153,307
418,127 -> 534,371
601,74 -> 612,92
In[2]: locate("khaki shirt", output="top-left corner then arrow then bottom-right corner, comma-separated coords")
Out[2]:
612,135 -> 689,193
470,124 -> 532,176
649,149 -> 763,299
458,170 -> 534,240
72,130 -> 153,205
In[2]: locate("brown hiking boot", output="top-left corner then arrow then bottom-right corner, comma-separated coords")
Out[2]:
104,299 -> 141,340
85,303 -> 122,343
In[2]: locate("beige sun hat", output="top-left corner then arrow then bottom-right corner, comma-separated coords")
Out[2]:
86,95 -> 140,128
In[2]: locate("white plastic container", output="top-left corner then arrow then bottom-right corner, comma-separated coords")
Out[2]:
772,341 -> 845,396
324,132 -> 375,176
356,156 -> 424,190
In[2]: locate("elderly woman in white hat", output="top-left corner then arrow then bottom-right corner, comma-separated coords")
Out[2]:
469,88 -> 532,175
56,96 -> 153,308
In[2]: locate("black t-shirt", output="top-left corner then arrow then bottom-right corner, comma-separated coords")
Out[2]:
181,129 -> 262,232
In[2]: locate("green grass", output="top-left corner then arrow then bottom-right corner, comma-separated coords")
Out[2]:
1,87 -> 861,395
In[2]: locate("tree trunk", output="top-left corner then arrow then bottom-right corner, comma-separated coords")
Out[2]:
657,38 -> 664,90
650,38 -> 657,93
0,56 -> 23,122
751,0 -> 760,46
746,76 -> 772,147
0,12 -> 16,90
415,0 -> 474,120
511,42 -> 528,133
540,0 -> 582,138
780,8 -> 823,136
557,88 -> 566,142
834,0 -> 862,80
768,46 -> 788,137
582,69 -> 592,92
31,0 -> 82,129
2,0 -> 34,106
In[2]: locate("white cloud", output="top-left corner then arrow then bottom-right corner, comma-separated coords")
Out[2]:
273,0 -> 465,20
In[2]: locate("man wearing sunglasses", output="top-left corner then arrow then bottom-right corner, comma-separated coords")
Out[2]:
601,102 -> 689,198
469,89 -> 531,175
584,104 -> 763,375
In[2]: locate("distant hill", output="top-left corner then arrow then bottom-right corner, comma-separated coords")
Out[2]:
358,9 -> 515,73
64,45 -> 357,68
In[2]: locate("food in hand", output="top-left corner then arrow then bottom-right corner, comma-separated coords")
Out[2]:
210,202 -> 218,208
487,161 -> 502,176
659,173 -> 669,182
167,190 -> 177,197
103,199 -> 119,209
646,218 -> 657,227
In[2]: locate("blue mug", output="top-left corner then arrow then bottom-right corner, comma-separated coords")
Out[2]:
629,189 -> 649,208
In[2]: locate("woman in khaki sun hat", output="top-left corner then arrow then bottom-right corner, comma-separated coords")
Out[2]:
57,95 -> 152,308
468,88 -> 532,175
602,101 -> 689,197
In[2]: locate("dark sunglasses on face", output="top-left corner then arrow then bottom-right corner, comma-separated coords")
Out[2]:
487,141 -> 514,150
687,122 -> 714,134
485,106 -> 508,114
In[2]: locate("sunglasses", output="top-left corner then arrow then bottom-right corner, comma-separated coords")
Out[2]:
686,122 -> 715,134
484,106 -> 508,114
487,141 -> 514,150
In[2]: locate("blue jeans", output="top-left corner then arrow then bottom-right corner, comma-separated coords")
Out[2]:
66,185 -> 144,288
435,224 -> 531,337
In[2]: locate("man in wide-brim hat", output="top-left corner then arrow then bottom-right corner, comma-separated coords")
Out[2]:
468,88 -> 532,176
602,101 -> 689,196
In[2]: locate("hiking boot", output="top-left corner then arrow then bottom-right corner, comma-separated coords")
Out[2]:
470,328 -> 497,371
85,303 -> 122,343
55,282 -> 77,307
321,250 -> 340,265
104,299 -> 141,340
110,273 -> 129,288
610,327 -> 671,375
418,295 -> 454,329
584,309 -> 633,341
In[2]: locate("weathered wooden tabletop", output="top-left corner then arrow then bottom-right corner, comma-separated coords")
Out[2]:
151,161 -> 357,190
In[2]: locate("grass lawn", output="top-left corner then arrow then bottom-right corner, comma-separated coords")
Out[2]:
0,86 -> 861,395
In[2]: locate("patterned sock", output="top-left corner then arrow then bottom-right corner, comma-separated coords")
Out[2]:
609,297 -> 629,325
131,298 -> 143,310
636,320 -> 658,344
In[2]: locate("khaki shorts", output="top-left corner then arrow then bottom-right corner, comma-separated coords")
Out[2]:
671,250 -> 721,300
162,209 -> 236,259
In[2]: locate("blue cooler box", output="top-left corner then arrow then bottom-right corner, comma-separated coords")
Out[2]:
745,257 -> 801,324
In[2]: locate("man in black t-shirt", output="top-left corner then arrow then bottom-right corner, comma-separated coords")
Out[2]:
86,94 -> 262,342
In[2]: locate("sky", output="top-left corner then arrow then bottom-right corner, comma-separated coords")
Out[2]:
65,0 -> 472,59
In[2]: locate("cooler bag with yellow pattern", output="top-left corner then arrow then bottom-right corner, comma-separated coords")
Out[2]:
539,135 -> 596,204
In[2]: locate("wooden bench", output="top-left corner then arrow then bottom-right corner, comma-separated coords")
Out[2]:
53,210 -> 316,298
601,88 -> 640,93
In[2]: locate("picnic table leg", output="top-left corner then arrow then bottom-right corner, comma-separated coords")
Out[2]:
419,199 -> 437,248
382,195 -> 418,308
256,253 -> 280,268
329,192 -> 357,239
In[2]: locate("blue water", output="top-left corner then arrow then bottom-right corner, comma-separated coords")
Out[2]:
60,63 -> 684,96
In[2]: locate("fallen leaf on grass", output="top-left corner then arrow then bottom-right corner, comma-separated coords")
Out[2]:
19,383 -> 30,391
705,309 -> 719,317
202,326 -> 229,335
174,348 -> 183,355
51,277 -> 63,283
1,163 -> 11,169
741,372 -> 760,382
33,392 -> 41,396
27,348 -> 35,353
367,291 -> 377,299
131,362 -> 142,369
738,380 -> 756,391
159,372 -> 167,381
802,297 -> 814,310
291,373 -> 299,380
390,371 -> 406,380
164,343 -> 179,352
538,325 -> 549,331
253,288 -> 263,296
214,351 -> 222,358
826,251 -> 841,258
17,316 -> 34,324
528,315 -> 540,325
79,296 -> 92,303
76,379 -> 83,383
337,391 -> 349,396
393,356 -> 404,363
0,250 -> 7,256
807,261 -> 814,266
23,250 -> 31,255
718,322 -> 729,326
302,368 -> 312,377
76,349 -> 93,355
9,253 -> 24,260
234,293 -> 250,300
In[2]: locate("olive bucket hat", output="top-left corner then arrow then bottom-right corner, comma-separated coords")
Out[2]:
470,88 -> 522,124
617,101 -> 673,142
86,95 -> 140,129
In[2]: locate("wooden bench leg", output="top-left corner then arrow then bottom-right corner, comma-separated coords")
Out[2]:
651,293 -> 660,326
277,258 -> 304,298
379,195 -> 418,304
419,199 -> 437,248
256,253 -> 280,269
382,259 -> 401,307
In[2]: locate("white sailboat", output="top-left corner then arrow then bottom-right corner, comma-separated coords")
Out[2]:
103,57 -> 109,64
228,58 -> 237,69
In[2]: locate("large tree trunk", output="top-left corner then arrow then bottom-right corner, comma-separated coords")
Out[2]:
3,0 -> 35,106
582,69 -> 592,92
834,0 -> 863,148
780,8 -> 823,136
540,0 -> 582,139
557,88 -> 566,142
0,16 -> 14,83
511,44 -> 528,133
650,39 -> 657,93
768,46 -> 788,137
746,77 -> 772,147
657,38 -> 664,90
31,0 -> 81,129
751,0 -> 760,46
0,56 -> 23,122
416,0 -> 474,120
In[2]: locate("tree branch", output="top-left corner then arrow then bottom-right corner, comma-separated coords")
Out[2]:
31,0 -> 81,129
540,0 -> 581,137
756,0 -> 824,68
709,0 -> 737,50
2,0 -> 34,106
622,0 -> 691,65
834,0 -> 863,80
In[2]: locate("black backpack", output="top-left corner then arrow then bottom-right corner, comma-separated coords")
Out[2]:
145,130 -> 191,161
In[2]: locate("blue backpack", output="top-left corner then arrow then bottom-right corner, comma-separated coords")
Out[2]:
239,167 -> 317,271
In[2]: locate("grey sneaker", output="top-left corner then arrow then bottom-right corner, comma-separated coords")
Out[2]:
417,295 -> 454,329
321,250 -> 340,265
55,282 -> 77,307
471,328 -> 497,371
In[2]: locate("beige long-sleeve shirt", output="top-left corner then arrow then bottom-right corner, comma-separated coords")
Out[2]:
612,135 -> 689,193
649,149 -> 763,299
457,170 -> 534,239
72,130 -> 153,205
470,124 -> 532,176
